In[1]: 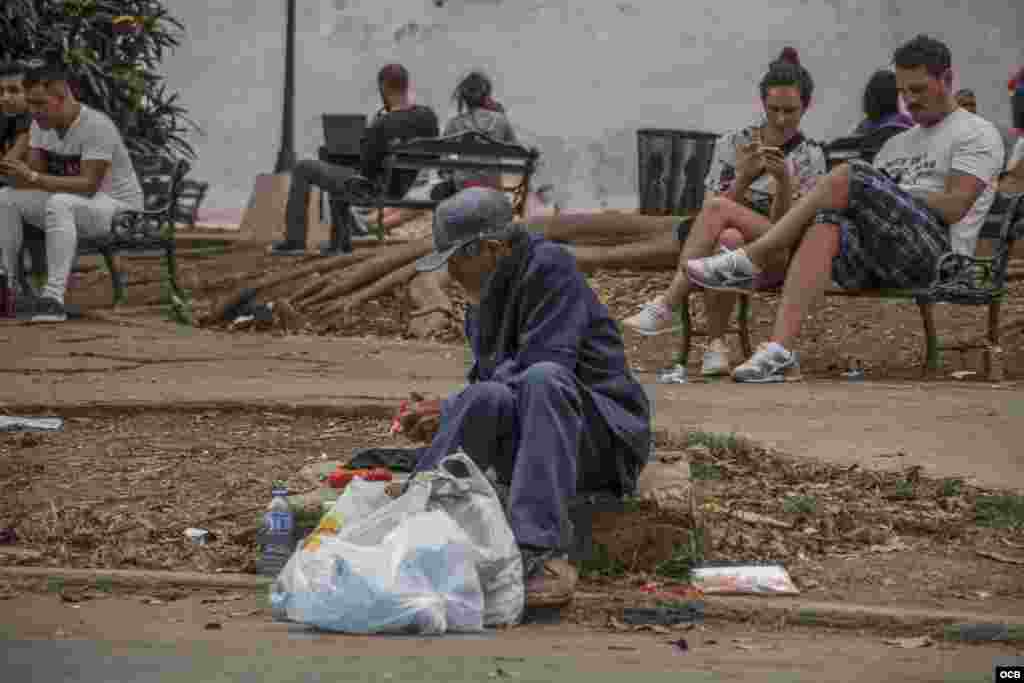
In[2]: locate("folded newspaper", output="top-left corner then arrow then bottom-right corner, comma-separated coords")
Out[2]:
692,563 -> 800,595
0,416 -> 65,433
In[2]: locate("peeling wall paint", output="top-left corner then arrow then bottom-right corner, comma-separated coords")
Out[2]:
161,0 -> 1023,212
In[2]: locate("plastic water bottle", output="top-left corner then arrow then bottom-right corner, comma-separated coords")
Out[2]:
0,248 -> 14,318
257,484 -> 295,578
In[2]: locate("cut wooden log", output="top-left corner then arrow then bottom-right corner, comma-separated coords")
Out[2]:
206,250 -> 370,322
343,262 -> 419,312
567,232 -> 682,273
407,269 -> 454,338
288,274 -> 333,307
297,237 -> 433,310
531,213 -> 679,245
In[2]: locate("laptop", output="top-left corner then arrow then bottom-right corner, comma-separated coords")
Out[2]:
321,114 -> 367,156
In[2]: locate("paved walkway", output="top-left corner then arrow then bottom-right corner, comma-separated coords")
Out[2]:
2,315 -> 1022,491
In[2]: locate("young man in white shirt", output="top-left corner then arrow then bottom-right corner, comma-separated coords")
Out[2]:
685,35 -> 1004,383
0,63 -> 142,322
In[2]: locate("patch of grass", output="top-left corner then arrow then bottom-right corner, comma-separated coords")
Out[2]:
690,462 -> 721,481
95,577 -> 114,594
942,623 -> 1024,643
890,478 -> 916,500
792,609 -> 829,627
46,577 -> 65,594
782,494 -> 818,516
974,494 -> 1024,530
193,244 -> 228,258
621,496 -> 643,514
654,528 -> 705,582
686,430 -> 741,453
578,543 -> 627,579
938,478 -> 964,498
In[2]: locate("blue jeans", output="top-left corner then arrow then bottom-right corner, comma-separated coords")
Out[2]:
415,362 -> 620,550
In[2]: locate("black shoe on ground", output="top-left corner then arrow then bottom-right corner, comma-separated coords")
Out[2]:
29,297 -> 67,323
14,292 -> 38,317
268,240 -> 307,256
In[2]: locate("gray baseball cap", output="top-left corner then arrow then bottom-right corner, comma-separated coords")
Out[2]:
414,187 -> 516,272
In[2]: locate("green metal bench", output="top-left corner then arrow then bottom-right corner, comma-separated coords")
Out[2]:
19,154 -> 190,306
678,191 -> 1024,380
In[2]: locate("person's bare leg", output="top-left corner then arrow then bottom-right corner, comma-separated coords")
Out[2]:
665,198 -> 774,308
743,164 -> 851,267
703,228 -> 744,341
771,223 -> 840,348
663,196 -> 774,305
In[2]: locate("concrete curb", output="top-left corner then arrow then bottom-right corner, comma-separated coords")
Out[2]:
4,566 -> 1022,640
0,566 -> 271,591
0,399 -> 398,420
697,595 -> 1024,639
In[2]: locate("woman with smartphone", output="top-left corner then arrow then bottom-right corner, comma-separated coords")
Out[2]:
623,47 -> 826,378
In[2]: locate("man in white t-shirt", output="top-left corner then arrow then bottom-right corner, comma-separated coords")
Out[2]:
685,35 -> 1004,383
0,63 -> 142,323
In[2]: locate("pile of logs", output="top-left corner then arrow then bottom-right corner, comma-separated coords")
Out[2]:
202,212 -> 686,338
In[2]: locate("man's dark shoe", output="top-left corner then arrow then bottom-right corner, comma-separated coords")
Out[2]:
269,240 -> 307,256
14,292 -> 38,317
29,297 -> 67,323
521,546 -> 578,608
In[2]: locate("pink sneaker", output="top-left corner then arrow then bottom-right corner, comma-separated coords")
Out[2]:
622,296 -> 681,336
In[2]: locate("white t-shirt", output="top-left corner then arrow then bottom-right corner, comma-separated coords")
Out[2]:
1009,138 -> 1024,171
29,104 -> 144,210
874,108 -> 1004,256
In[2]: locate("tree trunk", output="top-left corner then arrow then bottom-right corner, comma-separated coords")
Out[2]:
568,232 -> 682,274
531,213 -> 679,245
407,269 -> 453,338
288,274 -> 333,306
343,262 -> 420,312
297,237 -> 433,310
207,250 -> 369,322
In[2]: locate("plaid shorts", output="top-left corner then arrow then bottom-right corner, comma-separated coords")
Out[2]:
819,160 -> 950,290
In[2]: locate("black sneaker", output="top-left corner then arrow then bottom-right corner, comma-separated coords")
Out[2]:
14,292 -> 38,317
29,297 -> 67,323
269,240 -> 307,256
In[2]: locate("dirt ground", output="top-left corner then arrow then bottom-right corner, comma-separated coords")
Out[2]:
61,241 -> 1024,381
4,239 -> 1023,677
2,408 -> 1021,621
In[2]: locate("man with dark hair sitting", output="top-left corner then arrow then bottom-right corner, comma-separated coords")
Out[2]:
0,63 -> 142,322
685,35 -> 1004,383
271,63 -> 439,255
0,61 -> 31,167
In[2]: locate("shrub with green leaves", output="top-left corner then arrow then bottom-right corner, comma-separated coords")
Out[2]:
1,0 -> 196,159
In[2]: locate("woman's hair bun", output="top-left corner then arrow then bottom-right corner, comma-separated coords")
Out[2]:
778,47 -> 801,66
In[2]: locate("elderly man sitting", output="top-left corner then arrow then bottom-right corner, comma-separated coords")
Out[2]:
397,187 -> 651,608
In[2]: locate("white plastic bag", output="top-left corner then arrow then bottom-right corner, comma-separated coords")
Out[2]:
420,451 -> 524,627
272,478 -> 484,634
271,451 -> 523,633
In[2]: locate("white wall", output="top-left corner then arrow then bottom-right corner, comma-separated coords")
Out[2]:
161,0 -> 1024,213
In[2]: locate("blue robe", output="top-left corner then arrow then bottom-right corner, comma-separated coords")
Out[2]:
417,232 -> 651,549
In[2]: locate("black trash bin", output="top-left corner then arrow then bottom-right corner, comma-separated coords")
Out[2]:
637,129 -> 719,216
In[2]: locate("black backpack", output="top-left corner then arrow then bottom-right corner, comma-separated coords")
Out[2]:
825,125 -> 908,167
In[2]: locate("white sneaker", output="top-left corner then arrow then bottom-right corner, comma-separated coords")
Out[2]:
687,247 -> 758,292
701,338 -> 731,376
622,296 -> 680,336
732,342 -> 798,383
